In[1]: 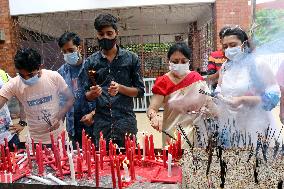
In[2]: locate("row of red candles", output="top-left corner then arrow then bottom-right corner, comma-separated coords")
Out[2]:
0,130 -> 183,187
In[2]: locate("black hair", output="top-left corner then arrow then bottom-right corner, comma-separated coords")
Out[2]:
14,48 -> 41,72
219,26 -> 231,39
167,42 -> 191,60
221,26 -> 251,48
58,32 -> 81,48
94,13 -> 118,31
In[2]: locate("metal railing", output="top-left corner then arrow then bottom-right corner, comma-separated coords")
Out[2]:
133,78 -> 156,112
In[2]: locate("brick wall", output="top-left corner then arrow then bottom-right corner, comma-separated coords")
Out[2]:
0,0 -> 18,76
214,0 -> 252,49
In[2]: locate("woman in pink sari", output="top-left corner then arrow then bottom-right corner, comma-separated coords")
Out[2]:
147,42 -> 216,148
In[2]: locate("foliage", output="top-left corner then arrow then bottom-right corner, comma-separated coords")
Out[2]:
125,43 -> 173,53
254,9 -> 284,46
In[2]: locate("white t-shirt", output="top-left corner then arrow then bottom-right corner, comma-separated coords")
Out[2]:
0,69 -> 69,143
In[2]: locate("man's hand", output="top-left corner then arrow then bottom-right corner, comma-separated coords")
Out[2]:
80,113 -> 94,127
108,81 -> 120,96
86,85 -> 102,100
9,124 -> 24,134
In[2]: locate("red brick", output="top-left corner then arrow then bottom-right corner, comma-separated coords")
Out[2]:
0,0 -> 17,74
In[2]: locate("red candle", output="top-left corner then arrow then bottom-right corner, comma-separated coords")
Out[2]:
39,140 -> 43,152
61,131 -> 67,157
125,135 -> 128,150
95,154 -> 100,187
175,143 -> 178,159
145,135 -> 149,157
116,158 -> 122,189
127,136 -> 131,149
130,148 -> 135,180
110,157 -> 116,188
149,134 -> 155,160
125,135 -> 129,160
172,142 -> 176,159
44,145 -> 50,156
77,156 -> 82,179
92,144 -> 96,162
82,129 -> 85,149
103,139 -> 107,157
54,145 -> 63,178
87,151 -> 91,178
1,145 -> 5,170
25,144 -> 32,170
163,148 -> 167,168
127,145 -> 131,161
99,136 -> 103,153
86,138 -> 90,159
137,144 -> 141,160
36,145 -> 44,176
129,148 -> 133,179
113,144 -> 116,157
31,138 -> 35,156
133,135 -> 136,156
50,133 -> 55,152
109,140 -> 113,157
130,140 -> 134,150
5,147 -> 12,172
100,149 -> 104,170
99,133 -> 103,156
76,142 -> 81,159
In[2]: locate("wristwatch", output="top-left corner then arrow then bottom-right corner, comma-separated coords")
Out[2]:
18,120 -> 27,127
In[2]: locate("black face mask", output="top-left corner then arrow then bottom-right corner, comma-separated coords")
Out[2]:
98,37 -> 116,51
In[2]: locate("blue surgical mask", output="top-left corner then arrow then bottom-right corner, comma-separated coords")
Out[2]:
20,74 -> 40,86
64,52 -> 80,65
225,46 -> 244,61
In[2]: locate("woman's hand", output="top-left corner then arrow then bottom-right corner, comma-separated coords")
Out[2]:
149,114 -> 162,132
226,96 -> 244,109
227,96 -> 261,109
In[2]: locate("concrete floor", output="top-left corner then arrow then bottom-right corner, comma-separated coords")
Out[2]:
18,106 -> 283,149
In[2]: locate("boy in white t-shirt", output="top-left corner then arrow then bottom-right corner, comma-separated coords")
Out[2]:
0,48 -> 74,144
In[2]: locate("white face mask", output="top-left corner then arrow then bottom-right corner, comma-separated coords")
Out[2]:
225,46 -> 244,61
169,62 -> 190,76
